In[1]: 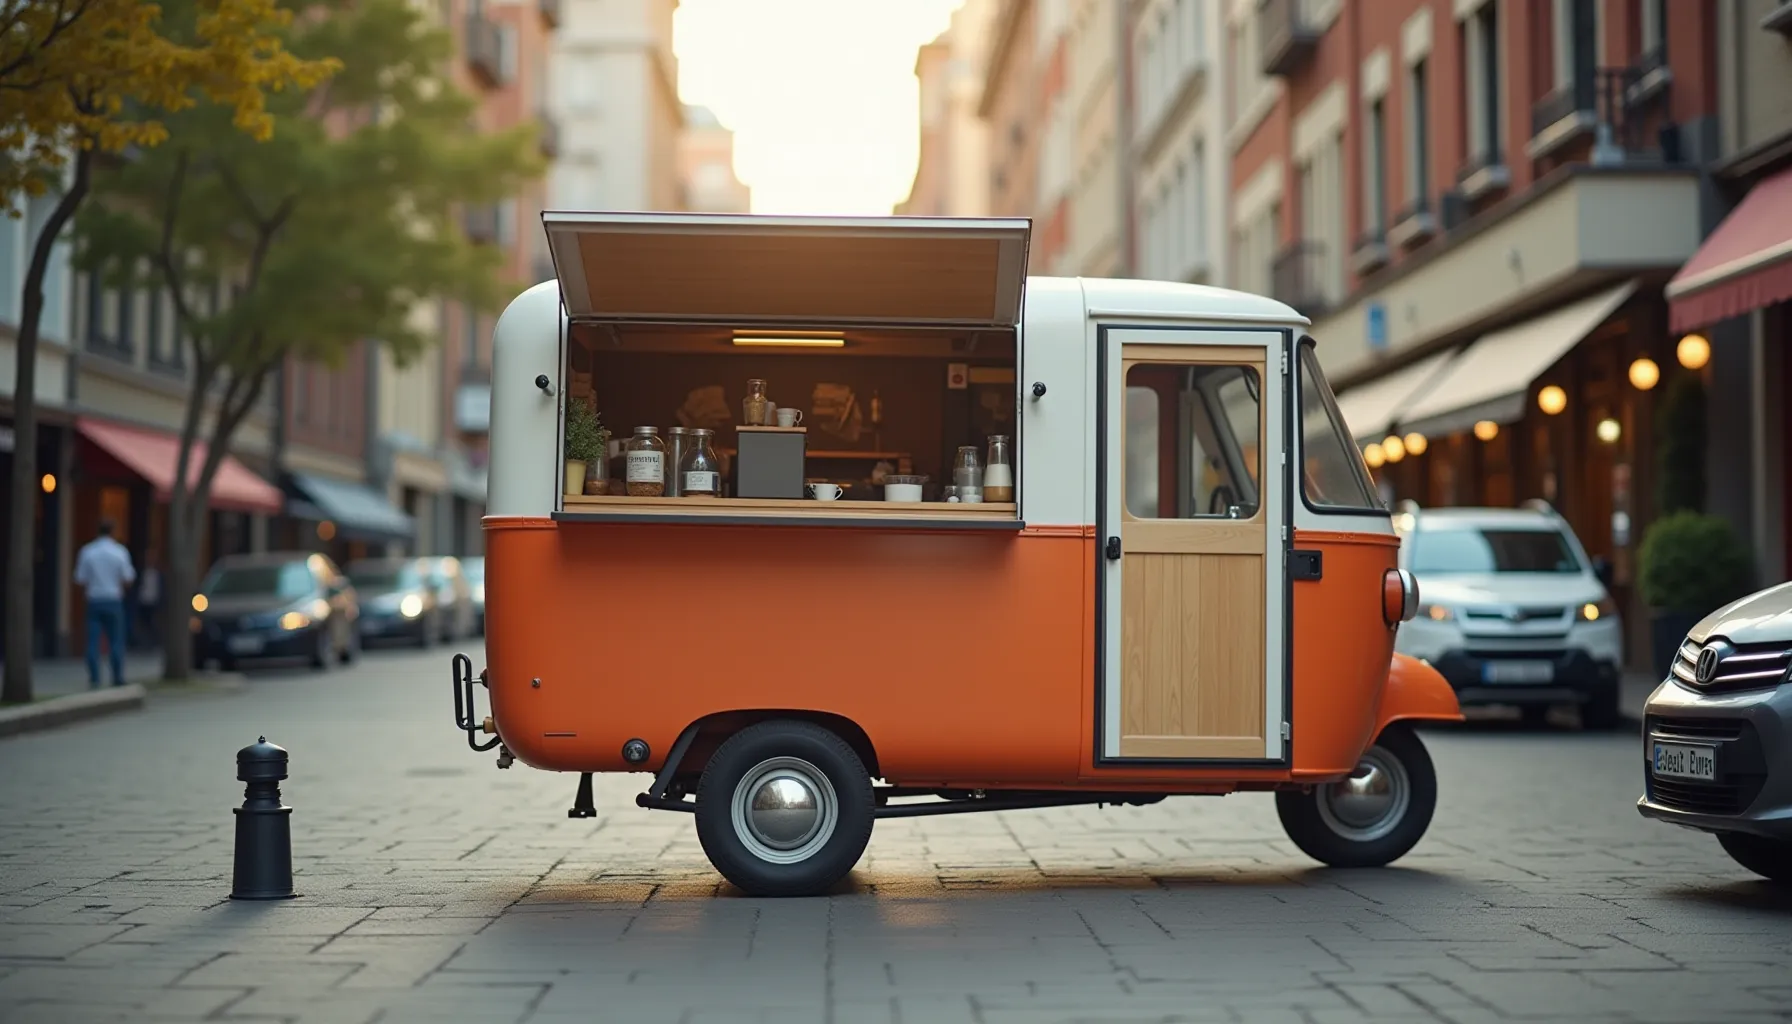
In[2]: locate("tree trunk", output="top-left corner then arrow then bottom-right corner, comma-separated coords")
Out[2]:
160,493 -> 204,681
3,152 -> 91,704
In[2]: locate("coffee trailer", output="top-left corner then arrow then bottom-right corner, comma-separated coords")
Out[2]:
450,212 -> 1463,897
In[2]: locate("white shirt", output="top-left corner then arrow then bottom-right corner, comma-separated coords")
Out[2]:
75,537 -> 136,602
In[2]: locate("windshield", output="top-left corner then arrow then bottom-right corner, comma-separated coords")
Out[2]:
1298,345 -> 1381,510
350,565 -> 422,591
1408,528 -> 1584,575
205,562 -> 314,599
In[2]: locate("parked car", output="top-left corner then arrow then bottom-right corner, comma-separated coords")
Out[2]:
420,556 -> 476,642
1393,501 -> 1623,729
191,552 -> 359,670
1639,580 -> 1792,884
347,557 -> 441,648
462,556 -> 485,635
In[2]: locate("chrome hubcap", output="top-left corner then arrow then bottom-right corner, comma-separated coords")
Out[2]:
1316,747 -> 1409,843
731,757 -> 838,864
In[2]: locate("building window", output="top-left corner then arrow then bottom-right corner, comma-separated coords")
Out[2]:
1462,0 -> 1502,166
1638,0 -> 1665,57
1364,98 -> 1387,236
83,269 -> 128,356
146,288 -> 181,371
1298,133 -> 1345,304
1406,58 -> 1431,205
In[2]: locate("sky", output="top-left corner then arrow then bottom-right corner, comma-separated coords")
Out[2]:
673,0 -> 965,216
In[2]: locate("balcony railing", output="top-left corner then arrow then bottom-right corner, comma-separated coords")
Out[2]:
537,111 -> 560,158
466,14 -> 507,86
464,204 -> 499,244
1530,74 -> 1597,144
1270,241 -> 1331,319
1259,0 -> 1323,77
537,0 -> 560,27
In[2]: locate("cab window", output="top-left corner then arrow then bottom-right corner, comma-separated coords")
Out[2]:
1297,345 -> 1380,510
1123,362 -> 1262,520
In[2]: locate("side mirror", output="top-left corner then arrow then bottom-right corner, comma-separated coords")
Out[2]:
1591,556 -> 1614,588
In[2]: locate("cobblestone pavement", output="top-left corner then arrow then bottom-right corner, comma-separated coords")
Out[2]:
1,646 -> 1789,1024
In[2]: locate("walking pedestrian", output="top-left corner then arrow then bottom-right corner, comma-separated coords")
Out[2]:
137,552 -> 163,651
75,519 -> 135,688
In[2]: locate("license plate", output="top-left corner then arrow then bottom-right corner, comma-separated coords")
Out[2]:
227,635 -> 265,655
1652,741 -> 1716,781
1482,660 -> 1554,684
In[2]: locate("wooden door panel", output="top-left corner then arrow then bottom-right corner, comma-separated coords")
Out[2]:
1119,551 -> 1266,758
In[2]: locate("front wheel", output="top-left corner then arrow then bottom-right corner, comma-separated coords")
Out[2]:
694,720 -> 874,897
1276,724 -> 1437,869
1718,832 -> 1792,884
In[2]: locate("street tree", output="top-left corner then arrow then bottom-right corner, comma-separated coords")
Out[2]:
1,0 -> 333,703
75,0 -> 543,680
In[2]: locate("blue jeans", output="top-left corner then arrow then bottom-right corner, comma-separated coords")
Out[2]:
85,598 -> 127,687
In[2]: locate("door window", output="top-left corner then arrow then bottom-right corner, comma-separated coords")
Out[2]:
1123,362 -> 1262,520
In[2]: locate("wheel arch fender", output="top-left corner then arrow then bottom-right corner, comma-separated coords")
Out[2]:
1375,654 -> 1464,736
671,708 -> 881,781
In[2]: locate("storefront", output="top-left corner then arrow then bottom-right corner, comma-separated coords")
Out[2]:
0,410 -> 72,659
1665,163 -> 1792,582
282,470 -> 416,565
70,416 -> 286,642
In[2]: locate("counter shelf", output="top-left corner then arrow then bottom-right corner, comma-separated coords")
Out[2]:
554,494 -> 1025,531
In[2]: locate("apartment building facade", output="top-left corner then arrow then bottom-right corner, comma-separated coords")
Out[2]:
1133,0 -> 1230,287
1230,0 -> 1792,661
896,0 -> 997,218
550,0 -> 684,214
680,106 -> 751,214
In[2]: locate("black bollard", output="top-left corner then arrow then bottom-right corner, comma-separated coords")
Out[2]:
568,772 -> 597,818
231,736 -> 297,900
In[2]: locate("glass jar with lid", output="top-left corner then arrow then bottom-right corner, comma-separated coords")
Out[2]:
984,434 -> 1014,502
625,426 -> 667,497
953,446 -> 984,489
680,429 -> 721,498
742,378 -> 770,426
663,427 -> 693,497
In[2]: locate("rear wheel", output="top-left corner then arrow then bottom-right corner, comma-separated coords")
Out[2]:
1718,833 -> 1792,884
694,720 -> 874,897
1276,725 -> 1437,869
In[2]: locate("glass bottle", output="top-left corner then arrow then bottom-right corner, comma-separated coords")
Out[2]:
625,426 -> 666,497
984,434 -> 1014,502
743,378 -> 769,426
663,427 -> 692,497
681,429 -> 721,498
953,446 -> 983,489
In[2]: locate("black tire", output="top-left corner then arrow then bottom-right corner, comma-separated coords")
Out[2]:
1580,681 -> 1622,731
694,720 -> 874,897
1519,704 -> 1552,729
1718,833 -> 1792,884
1276,724 -> 1437,869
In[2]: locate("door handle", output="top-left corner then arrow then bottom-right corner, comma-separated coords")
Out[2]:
1105,536 -> 1122,560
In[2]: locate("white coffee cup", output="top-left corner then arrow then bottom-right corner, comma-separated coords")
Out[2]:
808,482 -> 842,501
777,408 -> 803,428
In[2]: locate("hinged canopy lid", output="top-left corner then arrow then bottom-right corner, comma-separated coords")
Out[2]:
542,212 -> 1032,328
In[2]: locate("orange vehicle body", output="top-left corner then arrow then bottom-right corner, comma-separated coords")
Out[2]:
482,518 -> 1462,790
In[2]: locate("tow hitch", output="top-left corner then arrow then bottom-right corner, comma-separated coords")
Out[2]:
450,652 -> 500,753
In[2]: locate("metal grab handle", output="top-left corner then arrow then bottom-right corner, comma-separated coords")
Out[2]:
451,653 -> 500,753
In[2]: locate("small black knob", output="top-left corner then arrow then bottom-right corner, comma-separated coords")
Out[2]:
1105,536 -> 1122,560
1031,381 -> 1047,399
621,738 -> 650,764
534,374 -> 552,393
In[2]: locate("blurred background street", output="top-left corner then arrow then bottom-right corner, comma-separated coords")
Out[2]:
1,644 -> 1790,1024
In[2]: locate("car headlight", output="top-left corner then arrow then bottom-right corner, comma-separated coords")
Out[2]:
400,594 -> 424,619
279,611 -> 311,631
1418,604 -> 1455,623
1578,597 -> 1618,622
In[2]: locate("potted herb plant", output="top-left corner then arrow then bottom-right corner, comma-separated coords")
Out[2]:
564,397 -> 607,496
1637,511 -> 1753,676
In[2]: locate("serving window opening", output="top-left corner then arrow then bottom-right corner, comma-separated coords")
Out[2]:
557,321 -> 1022,524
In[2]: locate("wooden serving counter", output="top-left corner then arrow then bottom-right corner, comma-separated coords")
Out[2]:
556,494 -> 1023,530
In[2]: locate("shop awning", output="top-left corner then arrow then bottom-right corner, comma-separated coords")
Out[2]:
1397,281 -> 1637,439
287,472 -> 414,543
541,212 -> 1032,327
1331,351 -> 1460,443
1667,165 -> 1792,333
76,417 -> 283,515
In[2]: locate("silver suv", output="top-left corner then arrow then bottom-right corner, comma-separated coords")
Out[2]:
1638,580 -> 1792,883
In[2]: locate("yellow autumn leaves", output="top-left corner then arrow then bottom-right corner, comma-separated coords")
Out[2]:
0,0 -> 339,208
